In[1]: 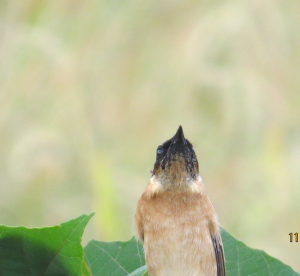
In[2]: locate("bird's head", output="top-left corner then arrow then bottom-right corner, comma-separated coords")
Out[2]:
152,126 -> 199,190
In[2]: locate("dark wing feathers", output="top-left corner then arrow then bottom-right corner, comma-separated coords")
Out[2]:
212,232 -> 226,276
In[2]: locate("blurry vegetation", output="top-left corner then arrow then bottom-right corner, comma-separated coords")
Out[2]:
0,0 -> 300,272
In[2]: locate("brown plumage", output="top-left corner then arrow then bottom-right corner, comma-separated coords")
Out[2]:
135,126 -> 225,276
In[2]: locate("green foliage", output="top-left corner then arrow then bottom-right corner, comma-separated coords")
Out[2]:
84,237 -> 145,276
221,228 -> 299,276
0,215 -> 298,276
128,266 -> 148,276
0,214 -> 94,276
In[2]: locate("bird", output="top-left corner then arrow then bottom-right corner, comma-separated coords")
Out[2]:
135,125 -> 225,276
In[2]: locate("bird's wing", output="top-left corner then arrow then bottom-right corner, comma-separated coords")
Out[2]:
211,231 -> 226,276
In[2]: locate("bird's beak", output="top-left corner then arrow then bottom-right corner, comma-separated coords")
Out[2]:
171,125 -> 186,145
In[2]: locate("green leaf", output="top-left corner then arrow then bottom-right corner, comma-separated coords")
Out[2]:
85,229 -> 299,276
84,237 -> 145,276
127,265 -> 147,276
0,213 -> 94,276
221,228 -> 300,276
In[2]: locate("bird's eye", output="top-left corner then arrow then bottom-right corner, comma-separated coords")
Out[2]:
157,147 -> 164,156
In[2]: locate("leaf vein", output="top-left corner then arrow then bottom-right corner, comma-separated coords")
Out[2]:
93,245 -> 129,274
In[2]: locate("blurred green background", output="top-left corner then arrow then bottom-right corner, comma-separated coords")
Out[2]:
1,0 -> 300,272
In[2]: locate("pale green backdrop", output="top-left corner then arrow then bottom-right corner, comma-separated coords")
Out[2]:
0,0 -> 300,272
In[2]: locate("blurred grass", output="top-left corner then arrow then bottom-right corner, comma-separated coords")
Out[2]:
1,0 -> 300,272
